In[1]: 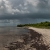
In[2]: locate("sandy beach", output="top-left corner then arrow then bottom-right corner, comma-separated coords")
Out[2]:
28,27 -> 50,45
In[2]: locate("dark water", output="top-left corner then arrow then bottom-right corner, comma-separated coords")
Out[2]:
0,26 -> 29,35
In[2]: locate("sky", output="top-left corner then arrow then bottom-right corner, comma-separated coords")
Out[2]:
0,0 -> 50,26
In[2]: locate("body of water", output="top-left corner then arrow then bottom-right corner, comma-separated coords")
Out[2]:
0,26 -> 29,35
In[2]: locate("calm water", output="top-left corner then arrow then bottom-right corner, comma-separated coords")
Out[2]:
0,26 -> 29,35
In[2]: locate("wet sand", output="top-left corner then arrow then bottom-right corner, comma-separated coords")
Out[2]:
0,27 -> 29,50
0,27 -> 50,50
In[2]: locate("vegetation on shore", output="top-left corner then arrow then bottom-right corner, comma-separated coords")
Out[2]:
17,21 -> 50,29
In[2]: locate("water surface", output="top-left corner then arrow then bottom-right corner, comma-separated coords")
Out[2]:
0,26 -> 29,35
0,26 -> 29,50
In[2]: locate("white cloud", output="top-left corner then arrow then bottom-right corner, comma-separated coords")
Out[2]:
3,0 -> 21,14
0,0 -> 39,15
0,0 -> 50,15
0,0 -> 31,15
23,0 -> 39,13
21,10 -> 30,14
26,0 -> 39,6
19,4 -> 22,7
0,0 -> 1,2
24,7 -> 27,10
0,6 -> 4,9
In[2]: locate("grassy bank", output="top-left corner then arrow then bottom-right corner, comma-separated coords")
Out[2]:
17,21 -> 50,29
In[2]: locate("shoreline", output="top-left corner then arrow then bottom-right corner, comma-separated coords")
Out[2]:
0,27 -> 50,50
28,27 -> 50,34
4,27 -> 50,50
28,27 -> 50,45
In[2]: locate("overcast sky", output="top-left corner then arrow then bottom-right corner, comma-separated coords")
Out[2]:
0,0 -> 50,26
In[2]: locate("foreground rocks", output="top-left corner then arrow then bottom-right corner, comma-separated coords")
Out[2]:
5,29 -> 50,50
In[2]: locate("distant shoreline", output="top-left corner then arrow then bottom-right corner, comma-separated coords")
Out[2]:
17,21 -> 50,29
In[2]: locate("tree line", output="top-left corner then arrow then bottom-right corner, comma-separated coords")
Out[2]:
17,21 -> 50,28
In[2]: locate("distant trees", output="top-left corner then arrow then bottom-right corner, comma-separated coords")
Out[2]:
17,21 -> 50,28
17,24 -> 24,27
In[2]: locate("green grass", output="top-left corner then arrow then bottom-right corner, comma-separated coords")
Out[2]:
17,21 -> 50,29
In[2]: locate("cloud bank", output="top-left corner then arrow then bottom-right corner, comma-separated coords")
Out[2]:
0,0 -> 50,26
0,0 -> 50,18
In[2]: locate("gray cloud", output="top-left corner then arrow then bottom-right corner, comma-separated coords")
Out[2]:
38,0 -> 48,8
0,0 -> 50,15
0,0 -> 50,26
37,0 -> 50,13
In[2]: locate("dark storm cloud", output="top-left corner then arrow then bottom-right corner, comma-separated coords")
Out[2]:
0,13 -> 50,20
0,0 -> 50,26
38,0 -> 48,8
0,0 -> 50,20
37,0 -> 50,13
